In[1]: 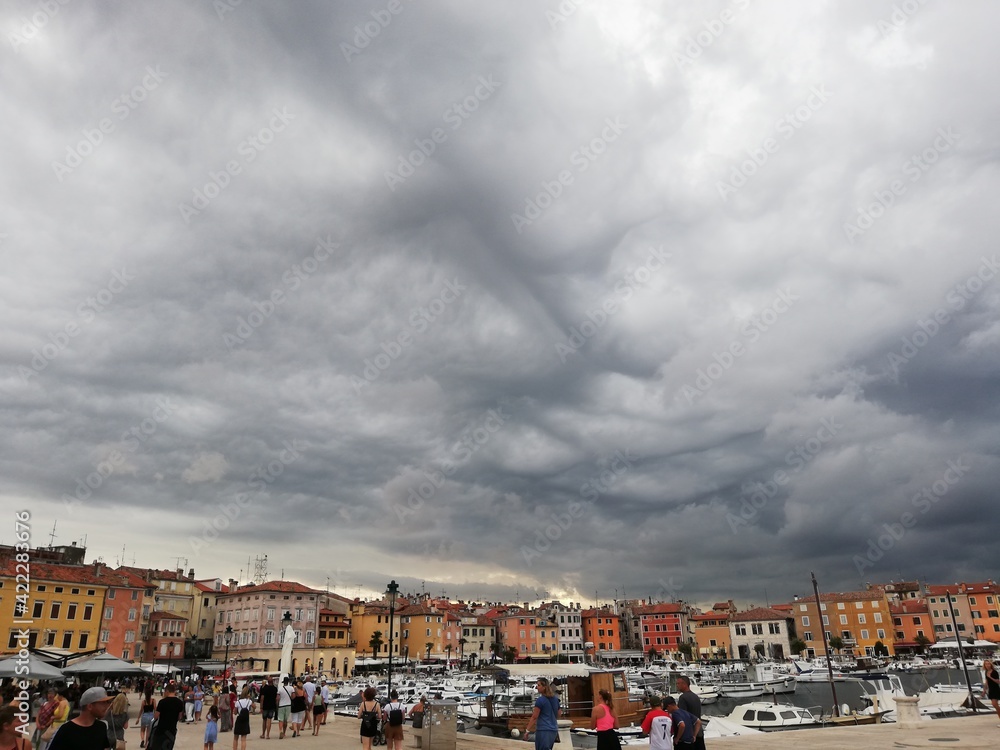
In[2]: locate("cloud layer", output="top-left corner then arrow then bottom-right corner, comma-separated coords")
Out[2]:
2,0 -> 999,607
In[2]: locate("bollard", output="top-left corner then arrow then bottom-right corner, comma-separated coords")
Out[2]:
556,719 -> 574,747
894,695 -> 921,729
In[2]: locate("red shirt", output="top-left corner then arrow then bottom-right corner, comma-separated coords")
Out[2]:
641,707 -> 670,735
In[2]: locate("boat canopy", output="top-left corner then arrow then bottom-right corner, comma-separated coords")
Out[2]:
484,664 -> 599,677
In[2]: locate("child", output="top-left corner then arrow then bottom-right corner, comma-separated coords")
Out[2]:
204,704 -> 219,750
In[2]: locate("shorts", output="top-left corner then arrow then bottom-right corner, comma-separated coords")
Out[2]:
313,705 -> 325,716
291,711 -> 305,725
385,724 -> 404,742
277,706 -> 291,723
261,709 -> 277,720
141,711 -> 155,727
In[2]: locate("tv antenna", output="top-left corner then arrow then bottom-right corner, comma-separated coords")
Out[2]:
47,521 -> 57,546
253,554 -> 268,584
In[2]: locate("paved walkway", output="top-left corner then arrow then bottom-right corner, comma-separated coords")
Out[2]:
158,712 -> 1000,750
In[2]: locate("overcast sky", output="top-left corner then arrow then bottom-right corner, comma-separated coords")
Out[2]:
2,0 -> 998,611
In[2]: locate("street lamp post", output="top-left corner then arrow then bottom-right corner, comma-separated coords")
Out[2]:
223,625 -> 233,680
167,641 -> 175,681
386,580 -> 399,695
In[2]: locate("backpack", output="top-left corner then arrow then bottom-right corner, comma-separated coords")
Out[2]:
387,703 -> 404,726
360,704 -> 379,733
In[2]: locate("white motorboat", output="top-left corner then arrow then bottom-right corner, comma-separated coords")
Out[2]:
689,679 -> 719,705
727,701 -> 821,731
854,673 -> 970,720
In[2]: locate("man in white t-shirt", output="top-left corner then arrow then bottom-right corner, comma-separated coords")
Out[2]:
641,695 -> 673,750
276,678 -> 294,739
302,678 -> 317,729
320,681 -> 332,725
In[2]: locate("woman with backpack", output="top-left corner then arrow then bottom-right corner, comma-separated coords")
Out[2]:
231,688 -> 255,750
383,690 -> 405,750
357,687 -> 382,750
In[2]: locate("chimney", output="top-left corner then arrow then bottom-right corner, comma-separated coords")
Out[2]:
94,562 -> 102,576
145,570 -> 153,582
229,578 -> 238,592
176,568 -> 183,576
188,568 -> 195,579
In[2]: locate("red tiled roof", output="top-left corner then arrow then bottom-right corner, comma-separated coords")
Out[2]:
792,591 -> 884,605
118,566 -> 194,582
581,608 -> 618,618
890,600 -> 929,615
732,607 -> 790,622
926,581 -> 999,595
222,580 -> 322,596
150,611 -> 186,621
0,559 -> 119,587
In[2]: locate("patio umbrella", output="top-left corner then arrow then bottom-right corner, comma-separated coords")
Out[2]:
63,651 -> 150,677
0,654 -> 64,680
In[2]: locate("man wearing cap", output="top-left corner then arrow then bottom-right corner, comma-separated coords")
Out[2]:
663,696 -> 700,748
640,695 -> 673,750
47,686 -> 112,750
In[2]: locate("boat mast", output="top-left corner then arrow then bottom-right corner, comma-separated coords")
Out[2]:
811,572 -> 841,717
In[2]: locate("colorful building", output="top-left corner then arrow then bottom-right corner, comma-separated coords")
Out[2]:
890,599 -> 934,652
581,608 -> 621,658
692,601 -> 735,659
634,602 -> 690,658
790,590 -> 895,657
729,607 -> 794,660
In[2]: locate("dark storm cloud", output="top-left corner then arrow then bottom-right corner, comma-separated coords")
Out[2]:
2,0 -> 999,608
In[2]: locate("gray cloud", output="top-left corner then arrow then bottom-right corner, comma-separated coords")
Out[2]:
2,0 -> 999,608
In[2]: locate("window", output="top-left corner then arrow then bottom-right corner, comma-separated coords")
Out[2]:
265,630 -> 274,645
838,603 -> 845,610
874,613 -> 882,623
61,632 -> 72,649
799,604 -> 807,611
734,624 -> 746,636
79,633 -> 89,648
822,615 -> 829,626
104,606 -> 114,619
801,616 -> 810,627
32,601 -> 43,619
913,616 -> 922,625
128,609 -> 137,621
751,624 -> 763,635
860,629 -> 869,639
858,614 -> 866,624
101,630 -> 110,643
839,615 -> 848,625
768,622 -> 780,634
50,602 -> 61,619
854,601 -> 862,609
84,604 -> 94,620
877,629 -> 886,639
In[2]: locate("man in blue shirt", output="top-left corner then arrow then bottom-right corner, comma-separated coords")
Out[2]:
663,696 -> 700,747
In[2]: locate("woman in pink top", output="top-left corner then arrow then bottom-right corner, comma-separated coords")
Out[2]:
590,689 -> 620,750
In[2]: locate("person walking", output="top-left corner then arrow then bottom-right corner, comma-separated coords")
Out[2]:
33,689 -> 58,750
357,687 -> 381,750
258,677 -> 277,739
275,679 -> 293,740
218,688 -> 233,733
204,705 -> 219,750
526,679 -> 560,750
183,686 -> 196,724
139,688 -> 157,748
983,658 -> 1000,723
48,686 -> 114,750
106,692 -> 129,749
675,677 -> 704,750
289,682 -> 307,738
310,684 -> 325,736
590,689 -> 620,750
148,683 -> 185,750
301,678 -> 316,732
231,688 -> 254,750
382,690 -> 405,750
193,684 -> 206,722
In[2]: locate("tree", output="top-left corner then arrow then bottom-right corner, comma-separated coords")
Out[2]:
677,641 -> 694,660
790,638 -> 806,656
873,640 -> 889,658
446,644 -> 453,665
504,646 -> 518,663
647,648 -> 660,662
827,636 -> 844,654
458,638 -> 468,667
425,642 -> 434,661
369,631 -> 384,657
914,634 -> 931,654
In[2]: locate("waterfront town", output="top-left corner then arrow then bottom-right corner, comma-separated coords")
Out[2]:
3,541 -> 998,675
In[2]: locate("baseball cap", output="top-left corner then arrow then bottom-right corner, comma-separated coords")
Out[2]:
80,687 -> 113,706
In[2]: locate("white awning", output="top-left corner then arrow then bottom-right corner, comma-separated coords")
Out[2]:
929,638 -> 997,649
485,663 -> 599,677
